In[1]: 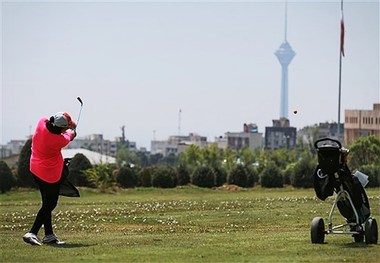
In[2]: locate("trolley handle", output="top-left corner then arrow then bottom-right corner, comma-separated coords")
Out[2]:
314,137 -> 342,150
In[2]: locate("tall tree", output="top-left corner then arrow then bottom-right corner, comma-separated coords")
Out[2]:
17,138 -> 36,188
202,143 -> 222,169
348,135 -> 380,169
0,160 -> 16,193
68,153 -> 93,187
180,144 -> 202,172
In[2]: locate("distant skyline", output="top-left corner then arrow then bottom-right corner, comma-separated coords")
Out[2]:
1,0 -> 379,150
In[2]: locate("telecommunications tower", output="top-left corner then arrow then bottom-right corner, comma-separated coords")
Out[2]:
275,2 -> 295,119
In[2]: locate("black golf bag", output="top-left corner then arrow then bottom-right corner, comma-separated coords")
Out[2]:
59,158 -> 80,197
313,138 -> 370,224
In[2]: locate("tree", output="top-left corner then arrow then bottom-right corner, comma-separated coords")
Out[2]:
297,124 -> 319,156
68,153 -> 92,187
268,148 -> 294,171
283,163 -> 296,185
136,151 -> 150,167
17,139 -> 36,188
149,153 -> 165,166
202,144 -> 222,169
180,144 -> 202,173
348,135 -> 380,169
116,145 -> 140,168
239,147 -> 256,167
0,160 -> 16,193
222,147 -> 237,175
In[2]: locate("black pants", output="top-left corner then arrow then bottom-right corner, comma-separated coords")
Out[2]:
30,174 -> 60,236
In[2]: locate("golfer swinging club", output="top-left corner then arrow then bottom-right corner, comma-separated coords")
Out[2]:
23,112 -> 77,245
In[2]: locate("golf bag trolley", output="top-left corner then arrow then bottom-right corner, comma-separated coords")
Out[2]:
310,138 -> 378,244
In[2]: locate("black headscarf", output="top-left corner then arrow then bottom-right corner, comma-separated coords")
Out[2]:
46,116 -> 64,135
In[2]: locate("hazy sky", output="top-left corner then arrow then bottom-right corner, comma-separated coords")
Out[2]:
1,0 -> 379,150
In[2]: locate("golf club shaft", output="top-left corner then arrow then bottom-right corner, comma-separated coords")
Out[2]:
76,97 -> 83,130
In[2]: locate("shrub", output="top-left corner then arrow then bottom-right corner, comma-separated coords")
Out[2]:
214,166 -> 227,187
247,166 -> 259,187
291,156 -> 315,188
259,161 -> 283,188
228,164 -> 249,187
139,167 -> 154,187
116,165 -> 137,188
192,166 -> 215,188
177,164 -> 191,186
0,160 -> 16,193
83,164 -> 115,192
68,153 -> 93,187
151,165 -> 176,188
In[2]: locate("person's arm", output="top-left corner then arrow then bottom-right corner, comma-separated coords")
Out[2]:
63,130 -> 77,142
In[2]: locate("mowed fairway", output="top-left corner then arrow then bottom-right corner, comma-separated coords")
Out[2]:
0,186 -> 379,262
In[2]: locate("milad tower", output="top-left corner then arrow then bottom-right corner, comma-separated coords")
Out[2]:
275,3 -> 295,119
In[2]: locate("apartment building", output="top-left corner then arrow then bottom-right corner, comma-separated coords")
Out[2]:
344,103 -> 380,145
221,123 -> 263,151
265,118 -> 297,150
150,133 -> 208,156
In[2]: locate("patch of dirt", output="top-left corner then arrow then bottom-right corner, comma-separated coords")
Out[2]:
215,184 -> 243,191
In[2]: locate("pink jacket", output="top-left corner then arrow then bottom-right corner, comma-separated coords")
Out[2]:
30,118 -> 75,183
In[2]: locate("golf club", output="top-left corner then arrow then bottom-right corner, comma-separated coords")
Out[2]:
76,97 -> 83,130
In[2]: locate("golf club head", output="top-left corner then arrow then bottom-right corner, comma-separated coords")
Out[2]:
75,97 -> 83,131
77,97 -> 83,106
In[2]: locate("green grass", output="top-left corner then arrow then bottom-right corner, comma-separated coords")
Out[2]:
0,186 -> 379,262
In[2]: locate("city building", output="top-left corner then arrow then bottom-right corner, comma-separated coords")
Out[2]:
344,103 -> 380,145
265,4 -> 297,150
0,139 -> 27,158
67,134 -> 136,157
265,118 -> 297,150
219,123 -> 263,151
151,133 -> 207,156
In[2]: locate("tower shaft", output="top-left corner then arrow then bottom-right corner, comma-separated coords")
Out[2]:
275,1 -> 295,119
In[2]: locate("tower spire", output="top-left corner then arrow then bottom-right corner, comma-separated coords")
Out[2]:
275,0 -> 295,119
284,0 -> 288,41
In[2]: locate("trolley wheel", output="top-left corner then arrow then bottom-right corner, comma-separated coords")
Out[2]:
351,225 -> 364,243
353,233 -> 364,243
311,217 -> 325,244
365,218 -> 378,244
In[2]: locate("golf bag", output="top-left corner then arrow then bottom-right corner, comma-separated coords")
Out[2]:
59,158 -> 80,197
313,138 -> 370,224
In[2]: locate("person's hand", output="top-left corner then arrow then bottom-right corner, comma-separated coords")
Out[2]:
71,130 -> 77,141
70,121 -> 77,130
